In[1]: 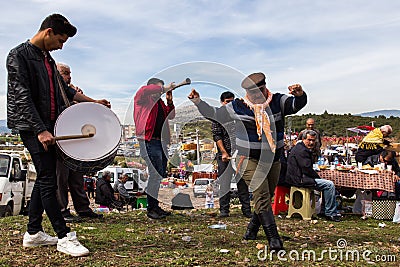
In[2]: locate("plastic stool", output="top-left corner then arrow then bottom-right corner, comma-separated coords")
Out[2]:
272,186 -> 290,215
287,186 -> 316,220
136,196 -> 147,209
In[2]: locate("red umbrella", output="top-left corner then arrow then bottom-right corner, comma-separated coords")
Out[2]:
356,125 -> 375,131
347,125 -> 375,135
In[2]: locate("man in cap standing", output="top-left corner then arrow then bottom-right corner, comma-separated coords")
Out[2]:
188,72 -> 307,251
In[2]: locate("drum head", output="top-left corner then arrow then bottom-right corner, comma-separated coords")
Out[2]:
55,102 -> 121,161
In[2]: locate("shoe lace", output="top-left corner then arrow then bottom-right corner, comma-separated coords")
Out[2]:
38,231 -> 52,240
68,236 -> 82,246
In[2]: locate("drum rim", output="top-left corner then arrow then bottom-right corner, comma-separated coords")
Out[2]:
55,102 -> 122,161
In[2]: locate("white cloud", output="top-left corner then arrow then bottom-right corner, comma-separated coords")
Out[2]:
1,0 -> 400,124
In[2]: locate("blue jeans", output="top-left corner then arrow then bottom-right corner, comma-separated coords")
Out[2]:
139,139 -> 168,210
20,131 -> 70,239
314,178 -> 338,216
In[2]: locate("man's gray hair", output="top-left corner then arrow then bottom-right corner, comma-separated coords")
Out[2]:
102,170 -> 111,178
56,62 -> 70,70
302,130 -> 317,139
380,125 -> 392,134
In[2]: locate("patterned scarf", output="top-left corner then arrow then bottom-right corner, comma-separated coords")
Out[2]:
242,91 -> 276,153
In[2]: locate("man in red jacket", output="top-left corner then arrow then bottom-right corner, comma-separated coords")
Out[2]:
134,78 -> 175,219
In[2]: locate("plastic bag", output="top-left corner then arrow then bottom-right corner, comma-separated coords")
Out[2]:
392,201 -> 400,223
352,189 -> 372,214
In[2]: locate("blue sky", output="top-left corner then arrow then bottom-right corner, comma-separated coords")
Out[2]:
1,0 -> 400,125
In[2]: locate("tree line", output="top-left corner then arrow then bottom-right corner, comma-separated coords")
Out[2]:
180,111 -> 400,142
288,111 -> 400,141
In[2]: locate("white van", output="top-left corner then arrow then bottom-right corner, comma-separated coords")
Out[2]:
0,152 -> 35,217
97,166 -> 148,194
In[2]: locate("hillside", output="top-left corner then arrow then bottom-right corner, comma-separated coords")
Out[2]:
174,107 -> 400,141
288,111 -> 400,140
358,109 -> 400,118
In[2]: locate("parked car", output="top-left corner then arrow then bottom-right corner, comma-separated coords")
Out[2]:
0,152 -> 35,217
193,178 -> 219,197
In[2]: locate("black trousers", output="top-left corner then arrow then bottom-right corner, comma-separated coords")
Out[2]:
20,131 -> 69,239
56,160 -> 91,215
217,157 -> 250,213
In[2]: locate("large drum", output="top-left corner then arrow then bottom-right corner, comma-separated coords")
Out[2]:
54,102 -> 122,173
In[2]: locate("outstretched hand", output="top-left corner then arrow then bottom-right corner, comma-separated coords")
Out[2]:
164,82 -> 176,92
95,99 -> 111,108
288,84 -> 304,97
166,91 -> 173,103
188,89 -> 200,99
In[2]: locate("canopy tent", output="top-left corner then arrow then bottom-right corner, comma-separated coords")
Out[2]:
344,125 -> 375,164
346,125 -> 375,135
193,164 -> 214,173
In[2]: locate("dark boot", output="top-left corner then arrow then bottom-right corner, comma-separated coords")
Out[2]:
219,191 -> 231,217
258,210 -> 284,250
243,212 -> 261,240
237,179 -> 251,218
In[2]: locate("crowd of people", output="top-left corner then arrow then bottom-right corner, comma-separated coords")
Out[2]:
5,13 -> 399,258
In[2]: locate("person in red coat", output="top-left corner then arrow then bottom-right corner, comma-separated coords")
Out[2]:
134,78 -> 175,219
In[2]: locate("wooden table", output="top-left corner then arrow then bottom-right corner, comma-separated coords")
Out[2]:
318,170 -> 399,192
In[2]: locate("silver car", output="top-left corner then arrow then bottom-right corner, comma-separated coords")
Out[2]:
193,178 -> 219,197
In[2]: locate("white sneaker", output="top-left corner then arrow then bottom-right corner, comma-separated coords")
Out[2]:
23,231 -> 58,247
57,231 -> 89,257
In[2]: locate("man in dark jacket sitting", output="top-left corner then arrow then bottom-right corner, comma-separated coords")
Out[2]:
95,171 -> 122,210
286,130 -> 341,222
113,173 -> 136,208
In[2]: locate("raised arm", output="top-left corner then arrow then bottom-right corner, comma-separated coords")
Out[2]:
279,84 -> 307,116
188,89 -> 214,116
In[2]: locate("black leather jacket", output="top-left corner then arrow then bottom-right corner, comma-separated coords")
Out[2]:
7,41 -> 76,134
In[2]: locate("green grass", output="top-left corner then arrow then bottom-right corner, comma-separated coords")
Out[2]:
0,208 -> 399,266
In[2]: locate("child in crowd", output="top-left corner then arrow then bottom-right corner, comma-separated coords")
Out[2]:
205,185 -> 214,208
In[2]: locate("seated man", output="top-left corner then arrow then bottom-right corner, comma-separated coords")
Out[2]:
365,150 -> 400,176
95,171 -> 123,210
355,125 -> 392,164
113,173 -> 136,208
286,130 -> 341,222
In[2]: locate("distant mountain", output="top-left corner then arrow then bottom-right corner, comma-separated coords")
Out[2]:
0,120 -> 11,134
357,109 -> 400,118
170,105 -> 203,125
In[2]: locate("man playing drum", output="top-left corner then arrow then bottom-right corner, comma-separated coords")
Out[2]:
7,14 -> 109,257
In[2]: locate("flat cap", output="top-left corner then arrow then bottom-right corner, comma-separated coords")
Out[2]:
241,72 -> 266,90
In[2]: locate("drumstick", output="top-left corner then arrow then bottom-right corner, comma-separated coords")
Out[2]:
172,78 -> 191,90
55,133 -> 94,141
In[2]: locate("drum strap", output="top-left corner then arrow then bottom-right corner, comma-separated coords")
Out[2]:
54,65 -> 71,108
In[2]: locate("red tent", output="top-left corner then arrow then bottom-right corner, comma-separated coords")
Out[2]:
346,125 -> 375,135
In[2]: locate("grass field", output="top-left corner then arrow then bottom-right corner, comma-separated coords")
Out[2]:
0,207 -> 399,267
